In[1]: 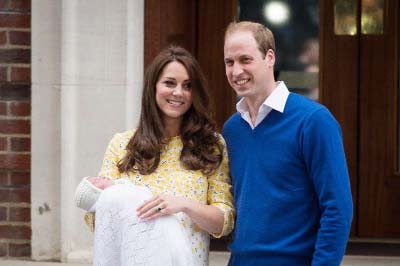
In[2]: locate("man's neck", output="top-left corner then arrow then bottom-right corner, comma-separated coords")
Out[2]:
246,96 -> 265,125
245,82 -> 277,124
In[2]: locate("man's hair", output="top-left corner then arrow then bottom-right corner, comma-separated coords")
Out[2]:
225,21 -> 276,57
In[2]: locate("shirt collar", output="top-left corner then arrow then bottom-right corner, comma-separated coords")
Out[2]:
236,81 -> 290,114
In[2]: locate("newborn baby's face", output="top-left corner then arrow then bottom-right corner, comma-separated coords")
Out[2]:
88,176 -> 115,190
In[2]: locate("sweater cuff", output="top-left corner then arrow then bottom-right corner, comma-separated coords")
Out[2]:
74,177 -> 103,211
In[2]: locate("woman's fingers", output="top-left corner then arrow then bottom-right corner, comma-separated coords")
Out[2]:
136,194 -> 186,220
140,203 -> 167,220
136,196 -> 163,218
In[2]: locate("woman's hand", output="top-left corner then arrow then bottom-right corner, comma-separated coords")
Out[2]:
136,193 -> 224,235
136,194 -> 188,220
87,176 -> 114,190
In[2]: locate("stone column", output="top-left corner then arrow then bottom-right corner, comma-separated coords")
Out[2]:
31,0 -> 143,262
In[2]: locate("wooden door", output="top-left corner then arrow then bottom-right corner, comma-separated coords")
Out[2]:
321,0 -> 400,237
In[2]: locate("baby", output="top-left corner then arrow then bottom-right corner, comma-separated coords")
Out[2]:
74,177 -> 195,266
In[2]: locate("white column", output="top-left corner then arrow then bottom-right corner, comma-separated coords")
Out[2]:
31,0 -> 144,262
31,0 -> 62,261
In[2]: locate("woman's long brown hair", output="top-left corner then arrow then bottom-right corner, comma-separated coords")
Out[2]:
117,46 -> 223,175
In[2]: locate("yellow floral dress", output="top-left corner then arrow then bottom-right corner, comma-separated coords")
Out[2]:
85,129 -> 235,266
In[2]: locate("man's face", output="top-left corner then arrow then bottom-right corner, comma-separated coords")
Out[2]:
224,31 -> 274,100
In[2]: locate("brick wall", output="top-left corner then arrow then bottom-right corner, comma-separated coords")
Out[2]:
0,0 -> 31,259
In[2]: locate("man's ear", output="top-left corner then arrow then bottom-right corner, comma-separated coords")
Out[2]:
266,49 -> 275,67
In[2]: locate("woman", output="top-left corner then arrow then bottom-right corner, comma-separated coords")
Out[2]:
75,46 -> 234,266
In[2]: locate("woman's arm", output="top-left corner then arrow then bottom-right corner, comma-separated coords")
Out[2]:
137,135 -> 235,237
136,194 -> 224,235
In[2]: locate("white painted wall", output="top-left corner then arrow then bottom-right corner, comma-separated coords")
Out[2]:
31,0 -> 144,262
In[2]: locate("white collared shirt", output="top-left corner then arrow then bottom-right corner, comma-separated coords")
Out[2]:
236,81 -> 290,129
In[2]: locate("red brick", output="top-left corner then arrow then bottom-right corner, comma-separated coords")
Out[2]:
9,171 -> 29,185
0,49 -> 30,63
0,119 -> 30,134
0,67 -> 7,81
0,83 -> 30,100
10,137 -> 30,151
9,0 -> 31,13
0,171 -> 8,185
10,187 -> 30,202
0,102 -> 6,114
0,225 -> 30,239
0,31 -> 6,45
0,101 -> 6,114
0,14 -> 30,28
0,187 -> 12,201
9,101 -> 30,116
0,206 -> 7,221
0,242 -> 6,257
9,31 -> 30,46
0,154 -> 30,170
0,137 -> 7,150
9,207 -> 30,222
8,243 -> 31,257
10,67 -> 30,82
0,186 -> 30,202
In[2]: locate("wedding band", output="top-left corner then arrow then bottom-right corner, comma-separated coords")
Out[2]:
155,207 -> 162,212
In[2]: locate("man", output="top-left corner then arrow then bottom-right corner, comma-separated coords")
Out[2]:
222,21 -> 353,266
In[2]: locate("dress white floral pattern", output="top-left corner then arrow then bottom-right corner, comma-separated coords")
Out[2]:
85,129 -> 235,266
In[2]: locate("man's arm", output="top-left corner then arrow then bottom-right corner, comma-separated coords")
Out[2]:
302,108 -> 353,266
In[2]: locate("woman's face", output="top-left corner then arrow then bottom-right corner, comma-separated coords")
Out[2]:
156,61 -> 193,128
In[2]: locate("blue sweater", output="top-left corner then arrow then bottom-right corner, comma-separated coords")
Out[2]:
223,93 -> 353,266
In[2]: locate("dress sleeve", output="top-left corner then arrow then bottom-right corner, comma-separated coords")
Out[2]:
207,135 -> 235,238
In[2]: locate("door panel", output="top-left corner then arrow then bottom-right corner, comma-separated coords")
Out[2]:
144,0 -> 197,68
197,0 -> 237,130
321,0 -> 400,237
358,0 -> 399,237
320,0 -> 359,236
